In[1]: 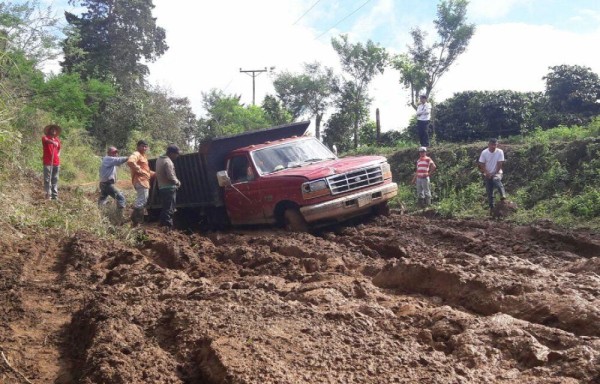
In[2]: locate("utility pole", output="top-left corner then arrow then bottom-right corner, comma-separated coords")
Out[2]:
240,67 -> 269,105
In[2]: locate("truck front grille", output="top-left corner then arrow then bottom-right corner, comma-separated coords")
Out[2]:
327,165 -> 384,195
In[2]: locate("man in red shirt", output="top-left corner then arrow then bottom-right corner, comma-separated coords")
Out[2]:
42,124 -> 61,200
411,146 -> 437,207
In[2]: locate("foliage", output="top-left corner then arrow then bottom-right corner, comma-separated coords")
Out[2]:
359,120 -> 377,145
0,1 -> 60,65
87,88 -> 146,149
261,95 -> 293,127
33,73 -> 115,126
0,50 -> 45,96
434,90 -> 545,142
272,62 -> 338,139
322,110 -> 353,153
331,34 -> 387,148
198,89 -> 271,139
392,0 -> 475,109
137,85 -> 197,151
544,64 -> 600,116
384,123 -> 600,229
568,187 -> 600,219
62,0 -> 168,90
59,128 -> 102,183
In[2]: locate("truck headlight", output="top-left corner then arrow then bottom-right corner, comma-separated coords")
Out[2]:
302,179 -> 329,199
381,162 -> 392,179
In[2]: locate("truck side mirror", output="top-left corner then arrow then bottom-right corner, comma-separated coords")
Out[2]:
216,170 -> 231,187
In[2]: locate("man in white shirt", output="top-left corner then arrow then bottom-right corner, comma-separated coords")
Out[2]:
478,138 -> 507,214
416,94 -> 432,147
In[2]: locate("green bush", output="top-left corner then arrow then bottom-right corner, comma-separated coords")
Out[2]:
568,187 -> 600,218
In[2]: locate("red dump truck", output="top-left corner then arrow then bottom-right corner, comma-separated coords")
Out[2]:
148,121 -> 398,230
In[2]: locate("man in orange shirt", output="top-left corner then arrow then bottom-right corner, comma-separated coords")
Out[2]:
127,140 -> 155,225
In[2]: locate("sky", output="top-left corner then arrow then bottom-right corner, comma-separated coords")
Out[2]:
42,0 -> 600,134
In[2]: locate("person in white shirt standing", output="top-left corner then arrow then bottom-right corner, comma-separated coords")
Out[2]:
416,94 -> 431,147
478,138 -> 507,215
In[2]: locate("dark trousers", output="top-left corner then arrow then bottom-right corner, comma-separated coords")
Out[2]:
417,120 -> 430,147
484,176 -> 506,209
99,181 -> 126,208
159,188 -> 177,228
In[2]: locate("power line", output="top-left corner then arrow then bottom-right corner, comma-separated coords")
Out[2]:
292,0 -> 323,25
315,0 -> 373,40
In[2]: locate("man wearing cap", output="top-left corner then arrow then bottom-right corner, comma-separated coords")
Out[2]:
412,146 -> 437,208
98,146 -> 129,217
127,140 -> 155,225
416,95 -> 431,147
155,144 -> 182,229
41,124 -> 62,200
478,138 -> 507,215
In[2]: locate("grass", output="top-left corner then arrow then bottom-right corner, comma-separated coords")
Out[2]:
377,118 -> 600,230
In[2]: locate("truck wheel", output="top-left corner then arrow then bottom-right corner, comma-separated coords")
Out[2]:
284,209 -> 309,232
373,201 -> 391,216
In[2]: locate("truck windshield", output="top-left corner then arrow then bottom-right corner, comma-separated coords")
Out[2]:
252,138 -> 336,174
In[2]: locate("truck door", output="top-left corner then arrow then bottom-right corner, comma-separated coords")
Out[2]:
224,155 -> 264,224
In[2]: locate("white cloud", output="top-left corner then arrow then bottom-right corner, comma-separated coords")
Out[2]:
436,23 -> 600,100
39,0 -> 600,136
148,0 -> 337,120
467,0 -> 526,19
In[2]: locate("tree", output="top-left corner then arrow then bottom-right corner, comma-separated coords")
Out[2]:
137,86 -> 197,150
434,90 -> 544,142
322,111 -> 353,153
272,62 -> 338,139
543,64 -> 600,116
261,95 -> 293,126
392,0 -> 475,109
33,73 -> 115,126
0,1 -> 60,65
331,35 -> 387,149
198,89 -> 271,138
61,0 -> 168,90
322,81 -> 369,152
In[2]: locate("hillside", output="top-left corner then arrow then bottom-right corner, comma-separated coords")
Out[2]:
379,135 -> 600,229
1,140 -> 599,383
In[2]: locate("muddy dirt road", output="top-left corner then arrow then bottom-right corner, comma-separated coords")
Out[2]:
1,212 -> 599,383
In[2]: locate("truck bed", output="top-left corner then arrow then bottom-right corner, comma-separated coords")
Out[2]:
148,121 -> 310,209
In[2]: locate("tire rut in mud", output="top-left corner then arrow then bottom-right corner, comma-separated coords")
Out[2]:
2,213 -> 599,383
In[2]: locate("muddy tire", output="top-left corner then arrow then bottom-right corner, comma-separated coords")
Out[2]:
373,201 -> 391,216
283,209 -> 309,232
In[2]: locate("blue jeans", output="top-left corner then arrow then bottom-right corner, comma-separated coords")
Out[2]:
98,181 -> 126,208
484,174 -> 506,208
417,120 -> 430,147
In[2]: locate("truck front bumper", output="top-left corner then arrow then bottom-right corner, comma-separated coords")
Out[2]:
300,182 -> 398,223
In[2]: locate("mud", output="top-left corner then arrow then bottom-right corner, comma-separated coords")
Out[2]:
1,213 -> 599,383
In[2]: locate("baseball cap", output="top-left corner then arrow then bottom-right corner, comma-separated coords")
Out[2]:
166,144 -> 181,155
418,146 -> 427,152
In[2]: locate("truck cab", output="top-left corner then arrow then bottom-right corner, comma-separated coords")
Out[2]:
218,136 -> 397,231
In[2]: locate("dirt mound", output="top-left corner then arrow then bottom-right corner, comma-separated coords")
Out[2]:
1,214 -> 599,383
